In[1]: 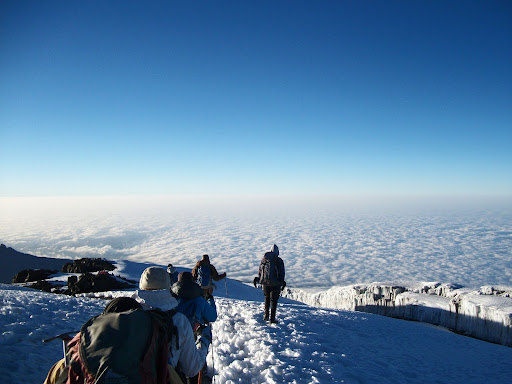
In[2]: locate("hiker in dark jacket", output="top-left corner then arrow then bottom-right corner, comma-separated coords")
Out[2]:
191,254 -> 227,297
167,263 -> 179,286
256,244 -> 286,324
172,271 -> 217,330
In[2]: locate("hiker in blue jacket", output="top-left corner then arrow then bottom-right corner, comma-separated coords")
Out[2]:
172,271 -> 217,384
171,271 -> 217,331
255,244 -> 286,324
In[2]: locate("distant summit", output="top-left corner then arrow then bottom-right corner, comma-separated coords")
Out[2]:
0,244 -> 72,284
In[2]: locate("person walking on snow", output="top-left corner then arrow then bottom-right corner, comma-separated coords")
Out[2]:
171,271 -> 217,330
255,244 -> 286,324
192,254 -> 226,298
172,271 -> 217,384
132,266 -> 211,378
168,263 -> 179,286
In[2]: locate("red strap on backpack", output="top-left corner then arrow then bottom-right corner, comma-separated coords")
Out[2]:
64,333 -> 95,384
139,317 -> 171,384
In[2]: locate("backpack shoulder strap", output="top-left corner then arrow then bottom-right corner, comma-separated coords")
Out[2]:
148,309 -> 179,350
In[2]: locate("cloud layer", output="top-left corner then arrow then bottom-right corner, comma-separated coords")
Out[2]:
1,197 -> 511,291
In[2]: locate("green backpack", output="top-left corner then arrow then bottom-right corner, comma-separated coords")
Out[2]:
60,309 -> 179,384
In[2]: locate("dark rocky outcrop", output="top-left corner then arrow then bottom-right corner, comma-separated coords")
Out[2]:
61,258 -> 116,273
66,272 -> 135,295
29,280 -> 58,293
12,269 -> 58,283
5,245 -> 137,295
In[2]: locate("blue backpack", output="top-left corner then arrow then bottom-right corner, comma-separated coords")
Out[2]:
196,265 -> 211,288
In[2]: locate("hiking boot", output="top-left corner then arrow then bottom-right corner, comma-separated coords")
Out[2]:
270,319 -> 279,324
263,314 -> 269,321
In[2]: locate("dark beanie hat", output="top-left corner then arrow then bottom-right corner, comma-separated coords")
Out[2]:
178,271 -> 194,282
103,297 -> 142,314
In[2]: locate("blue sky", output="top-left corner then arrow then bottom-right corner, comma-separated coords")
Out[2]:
1,0 -> 511,198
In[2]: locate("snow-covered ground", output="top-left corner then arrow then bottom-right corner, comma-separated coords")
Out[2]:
2,264 -> 512,384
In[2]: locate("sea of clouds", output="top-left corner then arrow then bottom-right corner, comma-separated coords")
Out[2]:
1,196 -> 511,291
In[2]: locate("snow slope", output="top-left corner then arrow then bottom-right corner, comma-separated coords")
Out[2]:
0,244 -> 72,284
2,269 -> 512,384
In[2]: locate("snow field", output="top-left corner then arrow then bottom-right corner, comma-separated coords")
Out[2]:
0,285 -> 105,383
2,281 -> 512,384
211,298 -> 333,384
208,296 -> 512,384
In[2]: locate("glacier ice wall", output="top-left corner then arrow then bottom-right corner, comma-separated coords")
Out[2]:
282,282 -> 512,347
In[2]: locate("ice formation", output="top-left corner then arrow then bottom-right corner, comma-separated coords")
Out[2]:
283,282 -> 512,346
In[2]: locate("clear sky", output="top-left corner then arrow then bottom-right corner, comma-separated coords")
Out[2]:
1,0 -> 511,198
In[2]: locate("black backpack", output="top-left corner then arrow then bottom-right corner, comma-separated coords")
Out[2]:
60,309 -> 178,384
259,252 -> 281,286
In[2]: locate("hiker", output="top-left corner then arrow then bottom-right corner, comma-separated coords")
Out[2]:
255,244 -> 286,324
191,254 -> 226,297
132,266 -> 211,378
168,263 -> 179,286
172,271 -> 217,384
43,297 -> 145,384
172,271 -> 217,329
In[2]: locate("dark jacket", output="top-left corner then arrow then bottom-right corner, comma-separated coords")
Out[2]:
167,266 -> 179,286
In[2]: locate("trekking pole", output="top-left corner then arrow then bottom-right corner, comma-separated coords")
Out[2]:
211,323 -> 215,384
43,331 -> 78,365
224,278 -> 228,298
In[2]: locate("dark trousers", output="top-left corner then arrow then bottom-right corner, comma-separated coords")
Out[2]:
263,285 -> 281,321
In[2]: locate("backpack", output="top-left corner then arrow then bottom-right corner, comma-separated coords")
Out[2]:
259,252 -> 281,286
59,309 -> 179,384
196,265 -> 211,288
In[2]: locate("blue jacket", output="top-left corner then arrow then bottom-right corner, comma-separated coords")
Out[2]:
171,280 -> 217,327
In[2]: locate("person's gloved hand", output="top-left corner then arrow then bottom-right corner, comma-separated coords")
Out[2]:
281,281 -> 287,292
197,324 -> 212,347
253,276 -> 260,288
